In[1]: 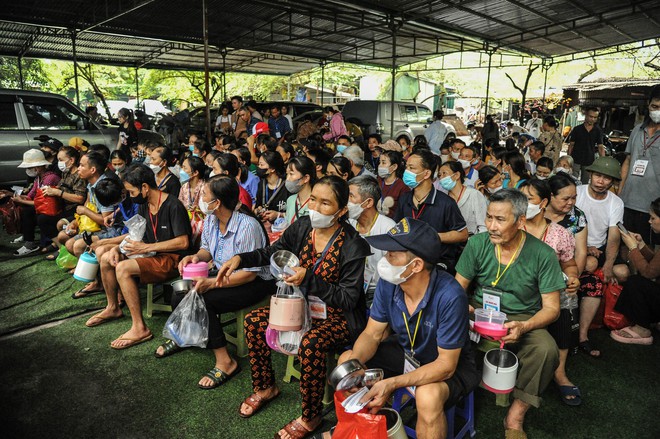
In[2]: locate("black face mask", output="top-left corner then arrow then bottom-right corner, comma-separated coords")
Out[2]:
131,189 -> 148,205
256,168 -> 269,179
41,149 -> 53,160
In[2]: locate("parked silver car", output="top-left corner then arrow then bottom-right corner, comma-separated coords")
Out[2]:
0,89 -> 163,186
341,100 -> 455,143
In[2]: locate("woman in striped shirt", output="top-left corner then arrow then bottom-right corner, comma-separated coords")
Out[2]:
154,176 -> 275,390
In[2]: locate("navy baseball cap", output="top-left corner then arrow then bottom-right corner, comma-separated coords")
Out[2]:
365,217 -> 441,264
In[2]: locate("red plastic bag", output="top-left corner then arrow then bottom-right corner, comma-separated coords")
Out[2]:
34,187 -> 62,216
603,281 -> 630,330
0,197 -> 21,235
333,391 -> 388,439
591,269 -> 630,331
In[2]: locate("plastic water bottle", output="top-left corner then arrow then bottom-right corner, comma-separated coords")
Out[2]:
560,290 -> 578,310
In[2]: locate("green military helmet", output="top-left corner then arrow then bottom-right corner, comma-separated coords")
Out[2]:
585,156 -> 621,180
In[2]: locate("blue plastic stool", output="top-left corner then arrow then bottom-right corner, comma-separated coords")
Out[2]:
391,387 -> 476,439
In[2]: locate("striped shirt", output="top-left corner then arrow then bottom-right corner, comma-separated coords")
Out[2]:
201,211 -> 271,279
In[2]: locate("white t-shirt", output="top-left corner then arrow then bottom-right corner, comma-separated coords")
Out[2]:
349,213 -> 396,291
456,186 -> 488,235
576,185 -> 624,247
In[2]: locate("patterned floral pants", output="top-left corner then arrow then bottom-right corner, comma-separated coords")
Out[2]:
244,305 -> 350,421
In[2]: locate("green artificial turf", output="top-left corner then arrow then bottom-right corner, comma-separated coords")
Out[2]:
1,229 -> 659,438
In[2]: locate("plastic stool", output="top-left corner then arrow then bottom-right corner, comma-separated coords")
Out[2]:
146,283 -> 173,318
221,296 -> 270,358
283,353 -> 336,405
392,388 -> 476,439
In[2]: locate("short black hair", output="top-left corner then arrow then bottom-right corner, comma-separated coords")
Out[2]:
649,84 -> 660,104
95,177 -> 123,207
366,134 -> 382,144
530,141 -> 546,155
88,144 -> 110,160
409,149 -> 437,178
230,95 -> 243,103
123,163 -> 157,189
433,110 -> 444,120
536,156 -> 554,170
84,151 -> 108,174
337,135 -> 352,144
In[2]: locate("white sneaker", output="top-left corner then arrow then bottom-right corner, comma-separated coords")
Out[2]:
11,235 -> 24,244
14,245 -> 40,257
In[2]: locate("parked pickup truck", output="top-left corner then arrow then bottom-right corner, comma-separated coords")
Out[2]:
0,89 -> 164,186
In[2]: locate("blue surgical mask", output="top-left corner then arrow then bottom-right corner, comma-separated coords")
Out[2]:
439,175 -> 457,191
336,145 -> 347,154
188,145 -> 194,152
192,153 -> 199,157
402,169 -> 421,189
179,170 -> 190,184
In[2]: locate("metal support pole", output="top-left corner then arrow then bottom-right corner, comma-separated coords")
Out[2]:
389,18 -> 400,139
18,56 -> 24,89
484,49 -> 492,120
71,31 -> 80,107
135,68 -> 140,108
221,49 -> 227,102
320,61 -> 325,107
202,0 -> 211,141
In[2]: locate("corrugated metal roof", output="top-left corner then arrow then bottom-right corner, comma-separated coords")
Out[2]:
0,0 -> 658,74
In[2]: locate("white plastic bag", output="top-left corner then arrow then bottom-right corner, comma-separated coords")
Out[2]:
162,289 -> 209,348
119,214 -> 156,258
271,282 -> 312,356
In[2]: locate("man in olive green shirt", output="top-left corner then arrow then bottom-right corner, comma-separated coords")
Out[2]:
455,188 -> 564,439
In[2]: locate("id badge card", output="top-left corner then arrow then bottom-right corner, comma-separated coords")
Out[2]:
481,286 -> 503,312
363,273 -> 373,293
308,295 -> 327,320
403,352 -> 420,396
276,131 -> 282,139
632,159 -> 648,176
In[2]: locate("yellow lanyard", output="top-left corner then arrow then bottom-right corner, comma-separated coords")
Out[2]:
402,310 -> 423,356
491,234 -> 525,287
356,212 -> 379,236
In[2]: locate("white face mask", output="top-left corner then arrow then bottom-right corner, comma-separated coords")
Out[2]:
535,174 -> 547,180
149,163 -> 161,174
489,185 -> 503,194
526,201 -> 542,219
458,159 -> 472,169
649,110 -> 660,124
309,209 -> 339,229
440,154 -> 449,164
26,168 -> 38,178
377,166 -> 391,178
58,161 -> 69,172
451,151 -> 460,160
198,198 -> 217,215
209,170 -> 217,178
347,200 -> 367,220
556,167 -> 571,175
377,257 -> 414,285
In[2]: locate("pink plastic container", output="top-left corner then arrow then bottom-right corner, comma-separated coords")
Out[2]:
182,262 -> 209,279
474,321 -> 508,338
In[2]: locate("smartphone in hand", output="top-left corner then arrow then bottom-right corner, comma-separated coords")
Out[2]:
616,221 -> 629,235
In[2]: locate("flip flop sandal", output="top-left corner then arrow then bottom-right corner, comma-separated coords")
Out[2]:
504,419 -> 528,439
559,385 -> 582,406
276,419 -> 318,439
154,339 -> 184,358
238,391 -> 281,418
85,313 -> 124,328
45,253 -> 58,261
72,285 -> 104,299
578,340 -> 601,358
610,327 -> 653,345
198,365 -> 242,390
110,332 -> 154,350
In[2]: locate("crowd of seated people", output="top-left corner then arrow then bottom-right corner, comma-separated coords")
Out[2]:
4,86 -> 660,439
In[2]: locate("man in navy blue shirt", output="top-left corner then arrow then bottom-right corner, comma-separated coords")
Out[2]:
268,104 -> 291,141
394,149 -> 468,272
337,218 -> 479,439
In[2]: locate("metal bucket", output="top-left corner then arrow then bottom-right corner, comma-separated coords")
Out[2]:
376,408 -> 408,439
